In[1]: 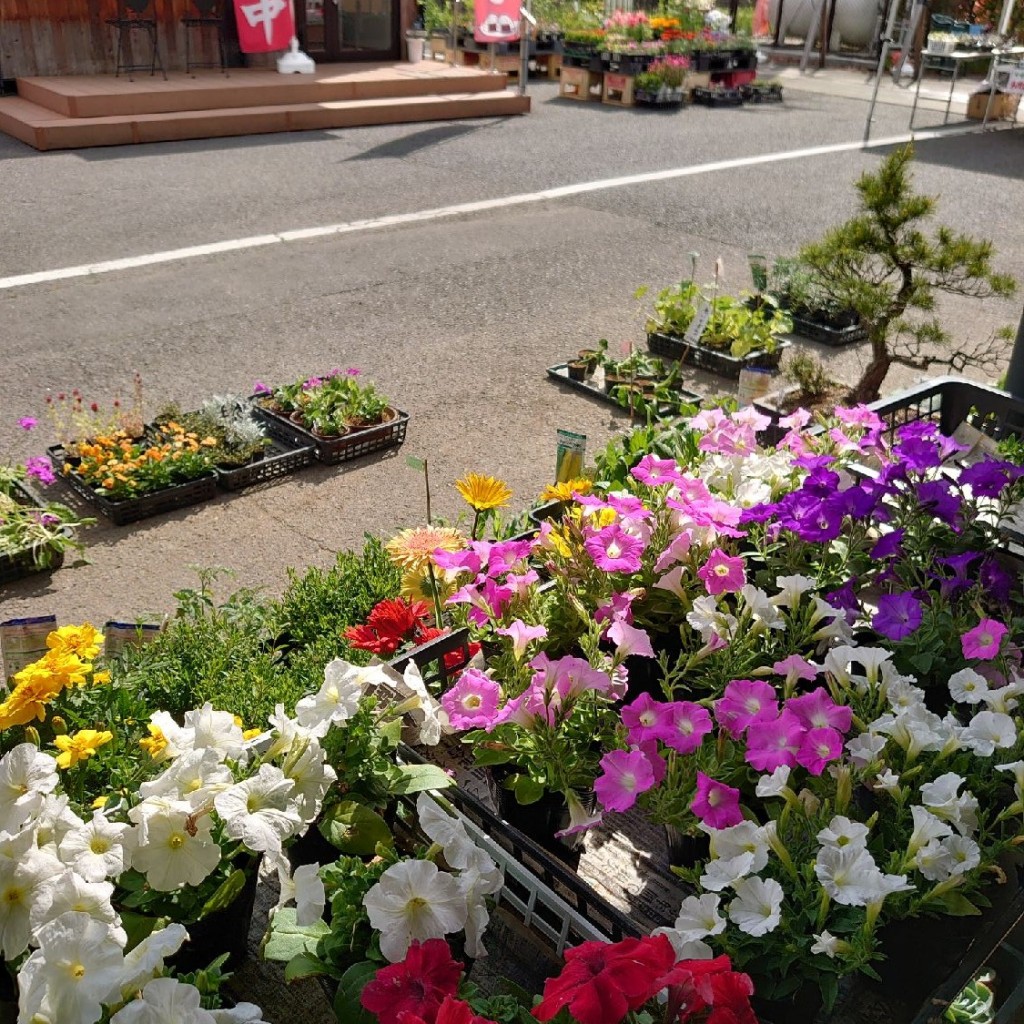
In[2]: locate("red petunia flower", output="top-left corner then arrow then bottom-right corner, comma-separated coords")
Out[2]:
360,939 -> 463,1024
532,935 -> 677,1024
663,956 -> 757,1024
414,627 -> 481,675
397,995 -> 498,1024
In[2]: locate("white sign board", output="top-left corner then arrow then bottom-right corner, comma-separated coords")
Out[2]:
1005,69 -> 1024,94
684,300 -> 712,344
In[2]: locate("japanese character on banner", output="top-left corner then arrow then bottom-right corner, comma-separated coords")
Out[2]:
474,0 -> 521,44
234,0 -> 295,52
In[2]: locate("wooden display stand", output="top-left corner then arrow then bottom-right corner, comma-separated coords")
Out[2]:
559,65 -> 603,101
602,72 -> 635,107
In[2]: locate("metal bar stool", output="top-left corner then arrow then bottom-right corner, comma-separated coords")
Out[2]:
183,0 -> 230,76
106,0 -> 167,80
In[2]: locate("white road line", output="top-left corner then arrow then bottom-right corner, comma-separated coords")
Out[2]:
0,124 -> 985,292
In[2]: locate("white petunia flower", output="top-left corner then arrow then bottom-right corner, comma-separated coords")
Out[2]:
962,711 -> 1017,757
147,711 -> 196,762
948,668 -> 989,705
771,574 -> 817,609
811,931 -> 844,958
814,846 -> 908,907
728,876 -> 783,936
996,760 -> 1024,800
920,774 -> 979,836
31,870 -> 122,940
130,804 -> 222,891
755,766 -> 792,799
184,703 -> 246,763
816,816 -> 869,852
705,821 -> 770,873
457,853 -> 501,958
415,794 -> 476,870
941,834 -> 981,877
109,975 -> 217,1023
276,861 -> 326,928
263,705 -> 329,760
668,893 -> 726,942
980,678 -> 1024,714
138,748 -> 234,808
295,659 -> 367,731
362,859 -> 468,962
17,911 -> 126,1024
873,769 -> 901,795
214,764 -> 302,855
397,662 -> 445,746
740,585 -> 785,630
0,845 -> 63,959
650,928 -> 714,961
280,739 -> 336,824
699,852 -> 756,892
34,793 -> 86,855
886,679 -> 927,712
211,1006 -> 270,1024
109,923 -> 189,1003
915,839 -> 956,882
845,733 -> 888,767
907,804 -> 952,857
0,743 -> 59,834
58,811 -> 136,882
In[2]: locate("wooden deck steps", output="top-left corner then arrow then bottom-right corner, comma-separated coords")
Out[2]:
0,64 -> 530,151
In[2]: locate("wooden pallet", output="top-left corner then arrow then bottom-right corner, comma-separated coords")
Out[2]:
559,65 -> 603,101
602,71 -> 634,107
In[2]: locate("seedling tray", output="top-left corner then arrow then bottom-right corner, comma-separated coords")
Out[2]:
0,483 -> 69,584
646,332 -> 788,378
739,83 -> 784,103
692,86 -> 744,107
634,88 -> 685,108
546,363 -> 701,414
47,447 -> 217,525
789,311 -> 867,346
252,403 -> 409,466
214,438 -> 314,492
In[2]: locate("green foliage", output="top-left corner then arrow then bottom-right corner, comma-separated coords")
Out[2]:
799,145 -> 1016,402
784,350 -> 838,401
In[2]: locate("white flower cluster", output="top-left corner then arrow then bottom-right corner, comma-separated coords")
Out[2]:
362,793 -> 502,962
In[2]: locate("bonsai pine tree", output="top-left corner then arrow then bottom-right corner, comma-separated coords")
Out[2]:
798,146 -> 1016,403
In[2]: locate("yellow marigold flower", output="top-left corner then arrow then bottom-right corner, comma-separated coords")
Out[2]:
54,729 -> 112,769
243,728 -> 263,741
139,723 -> 167,759
540,478 -> 593,502
102,478 -> 116,489
386,525 -> 465,574
91,670 -> 111,686
92,795 -> 109,809
0,671 -> 65,729
455,473 -> 512,512
47,624 -> 103,661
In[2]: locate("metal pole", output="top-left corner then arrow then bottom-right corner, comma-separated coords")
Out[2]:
518,1 -> 529,96
1006,304 -> 1024,398
864,0 -> 903,143
451,0 -> 458,66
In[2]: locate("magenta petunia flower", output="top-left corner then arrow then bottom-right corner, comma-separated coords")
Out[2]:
696,548 -> 746,595
594,591 -> 636,626
621,694 -> 674,745
18,416 -> 37,430
637,740 -> 667,786
593,749 -> 657,813
961,619 -> 1008,661
795,726 -> 844,775
497,620 -> 547,661
872,592 -> 923,641
745,709 -> 806,772
441,669 -> 501,730
714,679 -> 779,739
631,454 -> 682,488
691,771 -> 743,830
584,524 -> 645,574
23,456 -> 56,486
786,687 -> 852,734
252,380 -> 271,395
662,701 -> 713,754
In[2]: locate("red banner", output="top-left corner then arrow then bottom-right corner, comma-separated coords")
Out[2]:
474,0 -> 521,44
233,0 -> 295,52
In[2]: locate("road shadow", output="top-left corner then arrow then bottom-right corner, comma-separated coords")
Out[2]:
874,126 -> 1024,180
342,119 -> 502,160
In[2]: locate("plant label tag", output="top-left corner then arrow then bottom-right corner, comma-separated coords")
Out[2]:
684,300 -> 712,344
406,455 -> 426,471
556,430 -> 586,483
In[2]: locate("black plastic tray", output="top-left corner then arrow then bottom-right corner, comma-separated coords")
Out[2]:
214,438 -> 314,491
546,363 -> 701,413
692,86 -> 744,107
646,332 -> 788,378
252,403 -> 409,466
47,447 -> 217,526
789,311 -> 867,346
0,482 -> 69,584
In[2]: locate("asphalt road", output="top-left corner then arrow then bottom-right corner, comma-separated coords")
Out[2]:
2,78 -> 1023,629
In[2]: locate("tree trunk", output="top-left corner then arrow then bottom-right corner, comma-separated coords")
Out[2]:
848,331 -> 892,404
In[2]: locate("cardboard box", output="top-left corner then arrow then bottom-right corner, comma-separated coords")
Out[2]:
967,91 -> 1020,121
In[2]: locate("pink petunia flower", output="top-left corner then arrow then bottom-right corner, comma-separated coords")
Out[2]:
607,618 -> 654,659
745,709 -> 806,772
714,679 -> 779,739
621,694 -> 674,745
497,620 -> 547,661
662,701 -> 713,754
23,456 -> 56,486
795,726 -> 844,775
584,524 -> 645,574
691,771 -> 743,829
786,687 -> 852,734
961,619 -> 1008,661
631,454 -> 682,488
594,749 -> 657,813
18,416 -> 37,430
441,670 -> 501,730
696,549 -> 746,595
773,654 -> 818,686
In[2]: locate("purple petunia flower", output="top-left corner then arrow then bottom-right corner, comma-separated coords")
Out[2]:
745,708 -> 806,772
714,679 -> 778,739
871,529 -> 904,561
959,459 -> 1024,498
18,416 -> 37,431
696,548 -> 746,595
916,480 -> 961,521
795,726 -> 845,775
825,580 -> 861,624
622,693 -> 674,745
662,701 -> 713,754
252,380 -> 271,395
441,670 -> 501,730
872,592 -> 923,641
787,687 -> 852,733
979,556 -> 1014,605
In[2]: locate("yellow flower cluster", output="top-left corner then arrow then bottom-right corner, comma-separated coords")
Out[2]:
0,624 -> 108,730
540,478 -> 593,503
649,16 -> 681,31
54,729 -> 112,769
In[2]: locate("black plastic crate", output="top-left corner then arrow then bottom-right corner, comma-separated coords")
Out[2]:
213,438 -> 314,492
739,83 -> 784,104
646,332 -> 788,378
0,483 -> 70,584
789,310 -> 867,346
692,85 -> 744,107
252,404 -> 409,466
867,376 -> 1024,444
47,447 -> 217,526
389,626 -> 475,691
634,87 -> 685,108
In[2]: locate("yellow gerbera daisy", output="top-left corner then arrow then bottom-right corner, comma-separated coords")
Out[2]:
53,729 -> 113,769
386,525 -> 465,574
400,569 -> 452,604
455,473 -> 512,512
539,478 -> 593,503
